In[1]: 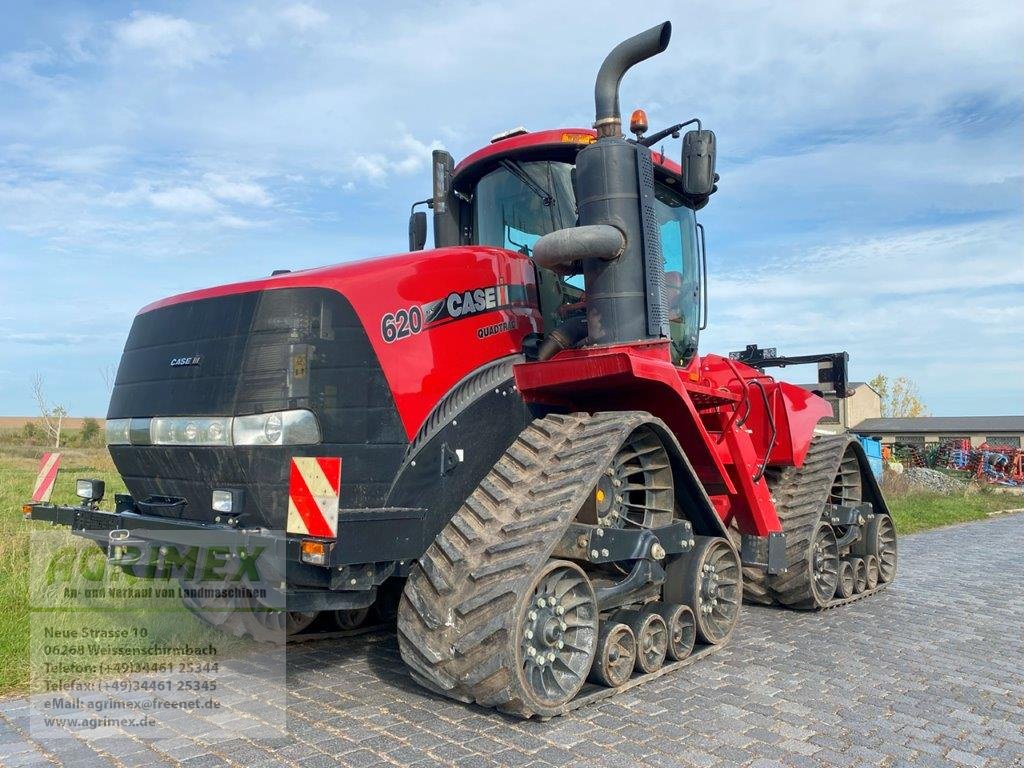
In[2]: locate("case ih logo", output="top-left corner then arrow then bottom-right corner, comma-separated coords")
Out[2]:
170,355 -> 202,367
423,283 -> 528,326
380,283 -> 529,343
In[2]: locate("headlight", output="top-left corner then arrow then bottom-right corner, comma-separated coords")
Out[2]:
105,409 -> 320,447
105,419 -> 131,445
152,416 -> 232,446
233,410 -> 321,446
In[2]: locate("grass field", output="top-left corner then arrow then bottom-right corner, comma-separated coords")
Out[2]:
0,447 -> 252,697
0,445 -> 1020,697
887,490 -> 1019,534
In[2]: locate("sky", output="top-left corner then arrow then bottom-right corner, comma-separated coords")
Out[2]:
1,0 -> 1022,417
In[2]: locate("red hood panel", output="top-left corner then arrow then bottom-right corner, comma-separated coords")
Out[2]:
140,246 -> 542,440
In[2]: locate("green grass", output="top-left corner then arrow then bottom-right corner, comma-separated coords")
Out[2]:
0,447 -> 254,697
0,447 -> 126,693
887,490 -> 1020,534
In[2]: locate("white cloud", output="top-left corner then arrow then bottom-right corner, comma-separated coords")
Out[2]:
112,11 -> 222,68
203,174 -> 272,206
148,185 -> 219,213
279,4 -> 329,32
350,132 -> 443,184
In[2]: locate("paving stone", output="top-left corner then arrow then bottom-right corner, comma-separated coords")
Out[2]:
1,514 -> 1022,768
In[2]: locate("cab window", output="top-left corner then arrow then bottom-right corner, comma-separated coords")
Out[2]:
655,185 -> 700,363
472,161 -> 580,328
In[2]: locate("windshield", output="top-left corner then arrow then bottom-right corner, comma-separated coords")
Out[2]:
473,161 -> 577,255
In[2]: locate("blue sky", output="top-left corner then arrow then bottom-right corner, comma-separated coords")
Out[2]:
1,0 -> 1022,417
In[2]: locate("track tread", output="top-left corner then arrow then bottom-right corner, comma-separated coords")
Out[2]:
761,434 -> 891,610
396,411 -> 657,718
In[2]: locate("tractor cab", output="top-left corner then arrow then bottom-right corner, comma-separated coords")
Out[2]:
412,128 -> 708,364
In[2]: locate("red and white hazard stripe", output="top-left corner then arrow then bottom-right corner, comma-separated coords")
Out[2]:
287,457 -> 341,537
32,452 -> 62,503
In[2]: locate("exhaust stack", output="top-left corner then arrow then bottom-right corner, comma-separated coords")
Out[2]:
578,22 -> 672,347
593,22 -> 672,138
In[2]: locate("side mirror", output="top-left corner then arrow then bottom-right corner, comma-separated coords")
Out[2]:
681,129 -> 716,197
408,211 -> 427,251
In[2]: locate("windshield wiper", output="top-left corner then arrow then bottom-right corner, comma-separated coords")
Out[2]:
500,160 -> 554,207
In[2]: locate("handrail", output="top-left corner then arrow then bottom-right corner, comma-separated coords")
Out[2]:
697,222 -> 708,330
748,379 -> 777,482
718,356 -> 752,442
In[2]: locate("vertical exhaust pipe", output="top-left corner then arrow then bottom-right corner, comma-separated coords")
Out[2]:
573,22 -> 672,347
593,22 -> 672,138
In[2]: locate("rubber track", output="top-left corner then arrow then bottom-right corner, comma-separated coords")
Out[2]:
764,434 -> 879,609
396,411 -> 657,718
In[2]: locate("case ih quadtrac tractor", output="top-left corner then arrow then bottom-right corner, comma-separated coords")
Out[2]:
28,22 -> 896,718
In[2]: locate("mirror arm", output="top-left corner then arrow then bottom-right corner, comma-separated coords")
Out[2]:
640,117 -> 701,147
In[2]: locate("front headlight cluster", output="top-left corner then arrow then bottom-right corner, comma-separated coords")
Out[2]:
105,409 -> 321,447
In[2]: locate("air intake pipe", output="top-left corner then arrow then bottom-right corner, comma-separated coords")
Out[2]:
574,22 -> 672,347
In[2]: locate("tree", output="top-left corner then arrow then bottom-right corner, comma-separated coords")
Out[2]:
869,374 -> 929,418
31,374 -> 69,448
100,363 -> 117,396
81,417 -> 101,446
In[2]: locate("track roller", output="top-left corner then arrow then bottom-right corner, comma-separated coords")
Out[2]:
614,608 -> 668,674
588,622 -> 637,688
850,558 -> 867,594
836,560 -> 854,599
331,607 -> 370,630
650,602 -> 696,661
864,555 -> 879,591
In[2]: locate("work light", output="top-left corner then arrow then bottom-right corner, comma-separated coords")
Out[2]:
76,479 -> 105,503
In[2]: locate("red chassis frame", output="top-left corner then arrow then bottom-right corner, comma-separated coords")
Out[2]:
513,341 -> 831,537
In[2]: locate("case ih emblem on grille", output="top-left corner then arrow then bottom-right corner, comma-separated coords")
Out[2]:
31,452 -> 62,503
169,355 -> 202,367
287,457 -> 341,538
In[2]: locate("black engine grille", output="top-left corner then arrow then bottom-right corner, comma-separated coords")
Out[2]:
107,287 -> 408,527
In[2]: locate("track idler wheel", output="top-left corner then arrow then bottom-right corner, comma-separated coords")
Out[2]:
853,513 -> 898,584
850,558 -> 867,594
809,522 -> 840,606
666,536 -> 742,645
836,560 -> 854,599
588,622 -> 637,688
331,607 -> 370,630
864,555 -> 879,591
517,561 -> 599,710
651,602 -> 695,661
614,608 -> 668,674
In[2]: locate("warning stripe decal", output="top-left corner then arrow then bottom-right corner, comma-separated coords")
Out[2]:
32,452 -> 62,503
287,457 -> 341,537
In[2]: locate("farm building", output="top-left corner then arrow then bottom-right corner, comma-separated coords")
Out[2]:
850,416 -> 1024,449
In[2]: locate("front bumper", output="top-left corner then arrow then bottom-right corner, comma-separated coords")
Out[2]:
25,497 -> 423,603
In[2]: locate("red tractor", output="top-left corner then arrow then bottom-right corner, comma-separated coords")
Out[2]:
27,22 -> 896,718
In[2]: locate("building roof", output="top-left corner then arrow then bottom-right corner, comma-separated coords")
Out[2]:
851,416 -> 1024,434
797,381 -> 879,396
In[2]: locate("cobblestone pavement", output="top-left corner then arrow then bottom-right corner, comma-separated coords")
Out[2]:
2,513 -> 1022,768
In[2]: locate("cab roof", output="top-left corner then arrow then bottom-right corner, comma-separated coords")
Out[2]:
452,128 -> 684,192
